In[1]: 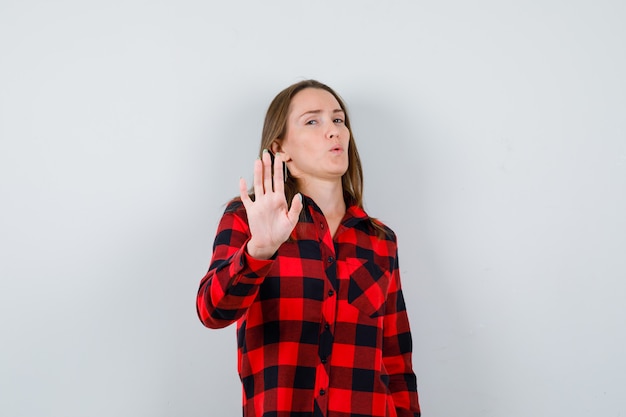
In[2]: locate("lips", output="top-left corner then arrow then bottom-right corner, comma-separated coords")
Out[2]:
330,145 -> 343,152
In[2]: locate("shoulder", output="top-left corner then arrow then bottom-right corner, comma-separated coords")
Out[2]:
369,217 -> 397,243
224,197 -> 246,215
216,197 -> 249,230
348,204 -> 397,243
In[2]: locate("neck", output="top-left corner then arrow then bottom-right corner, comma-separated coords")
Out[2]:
298,178 -> 346,218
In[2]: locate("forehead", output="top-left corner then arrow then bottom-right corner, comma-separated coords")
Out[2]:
288,88 -> 342,115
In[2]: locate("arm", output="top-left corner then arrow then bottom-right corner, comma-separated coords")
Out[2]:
382,251 -> 421,417
196,150 -> 302,329
196,201 -> 274,329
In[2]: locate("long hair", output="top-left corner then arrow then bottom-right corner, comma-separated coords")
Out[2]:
250,79 -> 389,238
258,79 -> 364,208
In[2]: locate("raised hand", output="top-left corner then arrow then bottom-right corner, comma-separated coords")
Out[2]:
239,149 -> 303,260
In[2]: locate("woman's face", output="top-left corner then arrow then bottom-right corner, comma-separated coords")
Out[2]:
276,88 -> 350,184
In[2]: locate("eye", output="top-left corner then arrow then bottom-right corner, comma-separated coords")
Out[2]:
305,119 -> 317,125
333,118 -> 344,124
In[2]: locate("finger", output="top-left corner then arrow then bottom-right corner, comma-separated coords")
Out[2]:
287,193 -> 303,226
239,177 -> 252,208
262,149 -> 273,193
273,152 -> 284,194
252,158 -> 263,197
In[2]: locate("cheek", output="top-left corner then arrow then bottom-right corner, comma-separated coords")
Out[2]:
342,126 -> 351,141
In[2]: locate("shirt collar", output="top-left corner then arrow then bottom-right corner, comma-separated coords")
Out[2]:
301,193 -> 370,227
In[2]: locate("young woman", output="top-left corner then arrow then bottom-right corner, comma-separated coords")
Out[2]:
197,80 -> 421,417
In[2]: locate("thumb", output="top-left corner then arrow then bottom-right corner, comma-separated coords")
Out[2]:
287,193 -> 303,226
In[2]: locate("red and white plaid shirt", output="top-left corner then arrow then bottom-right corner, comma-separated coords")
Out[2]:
197,195 -> 421,417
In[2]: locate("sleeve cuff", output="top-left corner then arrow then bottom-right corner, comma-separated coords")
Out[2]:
228,238 -> 274,286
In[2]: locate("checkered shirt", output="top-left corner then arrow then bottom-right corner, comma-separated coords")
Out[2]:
197,195 -> 420,417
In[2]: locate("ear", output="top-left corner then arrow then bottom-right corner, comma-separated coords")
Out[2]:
270,140 -> 290,160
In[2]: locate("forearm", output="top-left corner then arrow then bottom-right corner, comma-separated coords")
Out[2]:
383,262 -> 421,416
197,239 -> 273,328
383,326 -> 420,417
386,361 -> 420,417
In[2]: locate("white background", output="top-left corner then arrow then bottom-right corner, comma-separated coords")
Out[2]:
1,1 -> 625,416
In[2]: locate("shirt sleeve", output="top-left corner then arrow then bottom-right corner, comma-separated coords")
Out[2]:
382,250 -> 421,417
196,201 -> 274,329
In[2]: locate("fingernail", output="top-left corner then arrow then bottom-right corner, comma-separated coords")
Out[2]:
298,193 -> 303,202
262,149 -> 269,154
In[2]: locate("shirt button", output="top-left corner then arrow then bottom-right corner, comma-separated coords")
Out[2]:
324,323 -> 330,330
328,290 -> 334,297
320,223 -> 325,229
327,256 -> 334,263
319,389 -> 326,396
321,358 -> 327,364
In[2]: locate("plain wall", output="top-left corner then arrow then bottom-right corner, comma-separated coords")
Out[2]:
1,1 -> 625,416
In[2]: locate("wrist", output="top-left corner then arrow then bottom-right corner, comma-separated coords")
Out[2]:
246,239 -> 277,260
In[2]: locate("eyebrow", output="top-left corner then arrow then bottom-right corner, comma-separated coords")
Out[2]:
298,109 -> 345,118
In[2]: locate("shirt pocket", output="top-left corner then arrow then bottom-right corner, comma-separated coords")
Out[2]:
346,258 -> 390,318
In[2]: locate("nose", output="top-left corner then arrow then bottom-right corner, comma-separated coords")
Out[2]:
327,122 -> 340,139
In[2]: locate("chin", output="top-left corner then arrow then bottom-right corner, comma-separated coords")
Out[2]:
334,167 -> 349,177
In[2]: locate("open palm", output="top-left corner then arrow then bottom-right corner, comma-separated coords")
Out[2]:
239,150 -> 303,260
